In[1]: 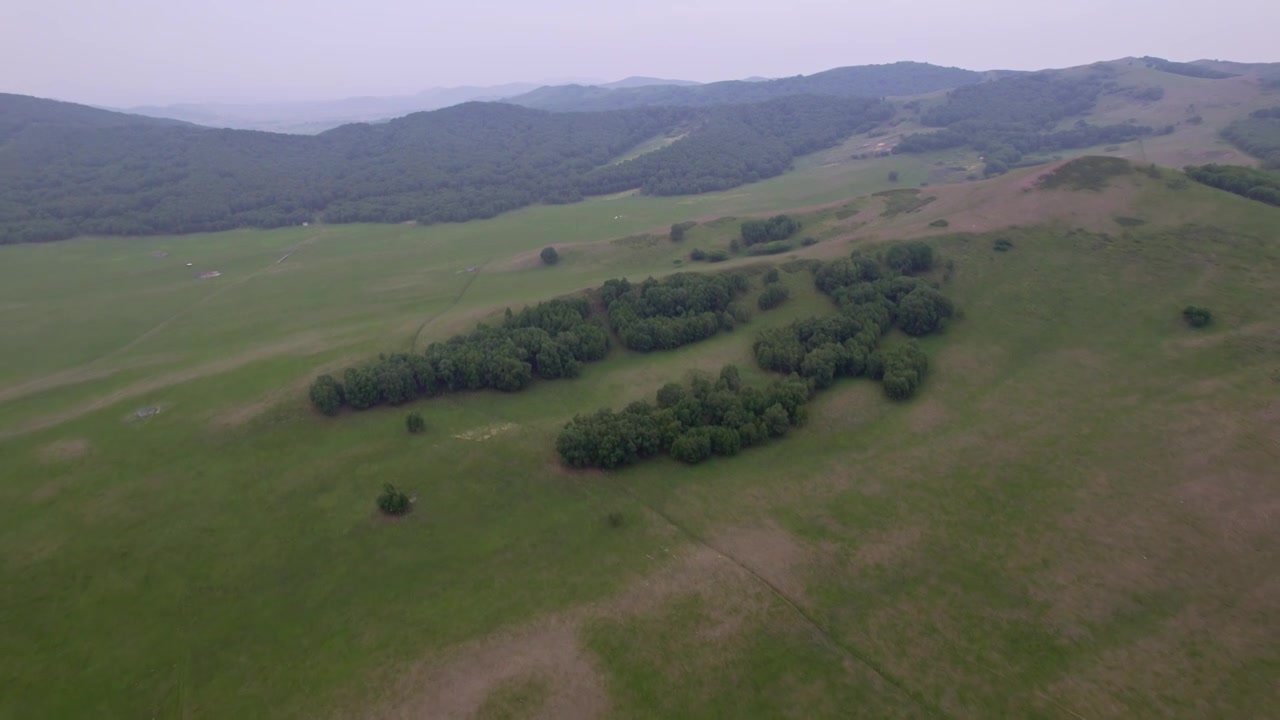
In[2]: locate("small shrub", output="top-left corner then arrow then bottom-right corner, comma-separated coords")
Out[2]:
1182,305 -> 1212,328
757,284 -> 790,311
1114,216 -> 1146,227
376,483 -> 411,516
800,236 -> 818,247
707,250 -> 729,263
405,411 -> 425,434
540,247 -> 559,265
993,238 -> 1014,252
763,268 -> 780,284
888,170 -> 900,183
928,219 -> 949,228
309,374 -> 345,416
606,511 -> 625,528
689,248 -> 707,261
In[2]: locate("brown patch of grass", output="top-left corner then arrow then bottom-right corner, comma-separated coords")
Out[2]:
36,437 -> 90,463
370,618 -> 608,720
710,521 -> 818,603
905,397 -> 948,433
854,525 -> 925,567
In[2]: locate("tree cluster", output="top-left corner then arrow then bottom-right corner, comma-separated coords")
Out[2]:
601,272 -> 751,351
755,245 -> 952,399
878,343 -> 930,400
309,297 -> 609,414
555,365 -> 812,469
1140,57 -> 1237,80
579,96 -> 892,197
1221,110 -> 1280,169
891,74 -> 1153,174
740,214 -> 801,246
1182,305 -> 1213,328
1185,164 -> 1280,206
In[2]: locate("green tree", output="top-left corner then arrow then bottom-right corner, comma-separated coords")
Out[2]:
309,374 -> 345,416
540,246 -> 560,265
405,412 -> 426,434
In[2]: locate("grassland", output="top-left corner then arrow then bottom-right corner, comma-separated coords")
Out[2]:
2,153 -> 1278,720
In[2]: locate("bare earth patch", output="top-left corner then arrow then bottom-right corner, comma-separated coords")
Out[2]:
362,544 -> 779,720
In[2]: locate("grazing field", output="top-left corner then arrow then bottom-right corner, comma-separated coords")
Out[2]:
2,159 -> 1278,718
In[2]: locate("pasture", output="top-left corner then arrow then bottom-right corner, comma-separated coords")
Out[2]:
1,158 -> 1278,718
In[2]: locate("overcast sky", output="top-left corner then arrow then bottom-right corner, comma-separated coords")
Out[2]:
3,0 -> 1277,106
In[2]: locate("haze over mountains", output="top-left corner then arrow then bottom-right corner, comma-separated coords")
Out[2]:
2,55 -> 1277,245
119,76 -> 705,134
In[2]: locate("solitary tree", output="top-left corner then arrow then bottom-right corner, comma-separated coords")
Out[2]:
888,170 -> 900,183
405,411 -> 426,434
540,246 -> 560,265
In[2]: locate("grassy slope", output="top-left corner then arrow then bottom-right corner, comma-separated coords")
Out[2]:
1,159 -> 1278,719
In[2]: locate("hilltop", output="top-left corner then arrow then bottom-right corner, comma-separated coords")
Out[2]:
507,61 -> 988,111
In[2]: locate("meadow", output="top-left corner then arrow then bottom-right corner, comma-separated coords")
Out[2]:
1,151 -> 1278,719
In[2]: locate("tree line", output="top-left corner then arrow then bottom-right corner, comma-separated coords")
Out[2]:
602,271 -> 753,352
555,366 -> 812,468
510,62 -> 983,112
1184,164 -> 1280,206
1221,108 -> 1280,169
0,94 -> 889,244
309,297 -> 609,415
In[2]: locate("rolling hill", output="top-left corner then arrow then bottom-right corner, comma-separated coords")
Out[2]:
506,61 -> 988,111
0,93 -> 889,243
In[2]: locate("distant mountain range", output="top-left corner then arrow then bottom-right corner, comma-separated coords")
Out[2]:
115,78 -> 705,133
119,83 -> 543,134
503,62 -> 993,112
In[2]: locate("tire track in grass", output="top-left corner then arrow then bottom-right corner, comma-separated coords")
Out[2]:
612,484 -> 950,719
409,259 -> 489,352
0,230 -> 330,407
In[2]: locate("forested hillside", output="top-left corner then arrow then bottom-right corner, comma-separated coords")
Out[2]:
507,62 -> 985,112
0,94 -> 886,243
893,72 -> 1154,175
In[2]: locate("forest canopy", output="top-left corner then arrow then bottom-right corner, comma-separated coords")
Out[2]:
0,94 -> 888,244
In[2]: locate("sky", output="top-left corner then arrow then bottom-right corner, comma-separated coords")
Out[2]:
2,0 -> 1278,107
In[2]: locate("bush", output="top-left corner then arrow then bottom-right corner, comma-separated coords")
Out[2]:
928,219 -> 949,228
689,248 -> 707,261
670,221 -> 696,242
1182,305 -> 1212,328
376,483 -> 411,516
405,411 -> 425,434
740,215 -> 801,246
606,511 -> 625,528
540,246 -> 560,265
884,241 -> 934,275
757,284 -> 790,311
764,268 -> 780,284
707,250 -> 730,263
800,237 -> 818,247
993,238 -> 1014,252
309,374 -> 345,416
887,170 -> 900,183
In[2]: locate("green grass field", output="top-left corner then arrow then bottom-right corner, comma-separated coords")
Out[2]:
2,156 -> 1278,719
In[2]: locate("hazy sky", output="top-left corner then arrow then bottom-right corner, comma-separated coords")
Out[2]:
3,0 -> 1277,106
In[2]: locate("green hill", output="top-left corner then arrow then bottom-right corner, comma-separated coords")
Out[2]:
0,94 -> 888,243
0,157 -> 1276,717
